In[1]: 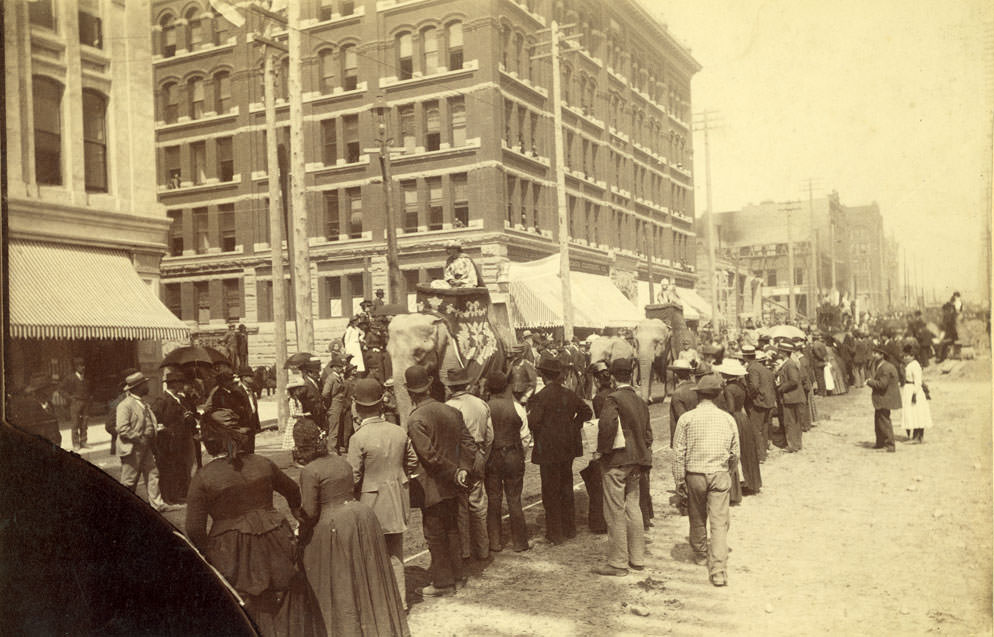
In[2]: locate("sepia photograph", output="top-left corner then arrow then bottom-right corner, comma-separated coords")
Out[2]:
2,0 -> 992,634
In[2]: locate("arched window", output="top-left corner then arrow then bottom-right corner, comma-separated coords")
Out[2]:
319,49 -> 335,93
160,81 -> 179,123
186,7 -> 203,49
160,14 -> 177,57
82,89 -> 108,192
213,71 -> 231,113
341,44 -> 358,90
446,21 -> 463,70
212,10 -> 228,45
33,76 -> 63,185
188,76 -> 204,118
421,26 -> 438,75
396,32 -> 413,80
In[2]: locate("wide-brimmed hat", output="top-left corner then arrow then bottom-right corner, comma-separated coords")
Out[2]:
521,330 -> 533,338
701,343 -> 721,356
404,365 -> 433,393
238,366 -> 254,378
284,352 -> 313,369
444,239 -> 463,250
353,378 -> 384,406
442,366 -> 470,387
360,299 -> 374,308
777,341 -> 795,353
286,374 -> 307,390
740,345 -> 757,358
124,372 -> 149,391
536,353 -> 562,374
693,374 -> 723,395
590,360 -> 610,374
714,359 -> 747,377
610,357 -> 633,375
671,359 -> 693,372
486,371 -> 508,393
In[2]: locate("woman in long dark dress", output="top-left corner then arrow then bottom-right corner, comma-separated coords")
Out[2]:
293,420 -> 409,637
186,410 -> 324,637
715,361 -> 762,498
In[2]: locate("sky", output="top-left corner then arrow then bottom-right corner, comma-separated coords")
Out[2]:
643,0 -> 993,304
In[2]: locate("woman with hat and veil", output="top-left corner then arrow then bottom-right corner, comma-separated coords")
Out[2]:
185,409 -> 324,637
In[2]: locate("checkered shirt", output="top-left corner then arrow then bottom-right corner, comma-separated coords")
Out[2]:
671,399 -> 740,482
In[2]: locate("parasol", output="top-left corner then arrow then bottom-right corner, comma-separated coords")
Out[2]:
160,346 -> 230,368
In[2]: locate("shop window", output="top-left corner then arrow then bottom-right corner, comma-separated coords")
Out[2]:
33,76 -> 63,186
347,273 -> 364,316
322,277 -> 343,318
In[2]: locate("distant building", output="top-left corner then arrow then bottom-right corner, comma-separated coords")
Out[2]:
842,202 -> 889,314
150,0 -> 700,358
5,0 -> 188,396
693,214 -> 764,327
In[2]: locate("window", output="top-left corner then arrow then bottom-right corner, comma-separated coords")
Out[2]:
193,207 -> 209,253
427,177 -> 443,231
211,10 -> 228,45
223,279 -> 242,319
766,270 -> 777,286
343,114 -> 359,162
319,50 -> 335,93
165,146 -> 181,188
167,211 -> 183,256
256,197 -> 271,245
82,90 -> 107,192
341,45 -> 358,90
217,137 -> 233,181
424,101 -> 440,151
450,96 -> 466,146
532,183 -> 541,231
397,33 -> 413,80
321,119 -> 337,164
161,15 -> 177,57
186,8 -> 203,49
447,22 -> 464,70
520,181 -> 528,227
213,71 -> 231,114
402,180 -> 418,233
318,0 -> 334,20
279,58 -> 289,100
188,77 -> 204,119
33,76 -> 63,186
219,204 -> 236,251
30,0 -> 56,29
530,111 -> 539,155
191,141 -> 206,184
346,187 -> 362,238
403,270 -> 420,300
347,274 -> 365,316
505,175 -> 515,224
340,0 -> 355,16
324,191 -> 340,240
161,81 -> 179,123
399,104 -> 415,152
422,27 -> 438,74
514,32 -> 525,76
795,268 -> 805,285
322,277 -> 343,318
195,281 -> 210,323
504,99 -> 513,145
452,173 -> 468,228
79,10 -> 103,48
163,283 -> 182,319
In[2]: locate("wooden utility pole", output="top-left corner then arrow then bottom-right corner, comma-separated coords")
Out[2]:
694,110 -> 721,328
782,201 -> 801,321
805,178 -> 817,318
549,20 -> 574,340
288,0 -> 313,351
373,100 -> 404,304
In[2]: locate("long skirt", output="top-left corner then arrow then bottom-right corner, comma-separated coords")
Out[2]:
734,411 -> 762,494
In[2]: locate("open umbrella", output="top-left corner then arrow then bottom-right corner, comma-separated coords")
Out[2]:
160,346 -> 229,368
768,325 -> 805,340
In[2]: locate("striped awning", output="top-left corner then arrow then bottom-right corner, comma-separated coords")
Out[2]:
9,241 -> 190,341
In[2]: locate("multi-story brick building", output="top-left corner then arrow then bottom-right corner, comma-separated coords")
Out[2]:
5,0 -> 188,397
843,202 -> 890,314
151,0 -> 699,360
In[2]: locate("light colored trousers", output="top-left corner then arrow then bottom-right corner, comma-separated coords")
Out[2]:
120,442 -> 166,510
457,481 -> 490,560
686,471 -> 731,576
602,464 -> 645,570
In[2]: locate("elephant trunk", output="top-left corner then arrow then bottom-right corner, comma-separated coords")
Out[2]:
637,348 -> 654,403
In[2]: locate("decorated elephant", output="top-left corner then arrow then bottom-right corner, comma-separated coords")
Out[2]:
588,318 -> 672,404
387,286 -> 506,429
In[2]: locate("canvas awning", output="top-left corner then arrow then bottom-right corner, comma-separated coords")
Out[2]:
508,256 -> 642,329
674,287 -> 712,321
636,281 -> 701,320
9,240 -> 190,341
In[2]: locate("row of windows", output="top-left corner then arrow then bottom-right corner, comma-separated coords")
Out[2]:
399,173 -> 469,233
159,72 -> 231,124
394,22 -> 464,80
162,137 -> 234,189
29,0 -> 103,49
158,8 -> 231,57
166,205 -> 237,256
32,76 -> 107,192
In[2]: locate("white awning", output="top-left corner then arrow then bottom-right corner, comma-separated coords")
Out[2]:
9,240 -> 191,341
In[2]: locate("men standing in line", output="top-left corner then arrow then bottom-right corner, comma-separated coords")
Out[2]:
580,361 -> 613,534
742,346 -> 775,462
117,372 -> 178,513
152,370 -> 198,504
773,342 -> 805,453
445,367 -> 493,564
865,345 -> 900,452
405,365 -> 477,597
61,358 -> 91,450
483,371 -> 530,552
592,358 -> 652,577
671,374 -> 739,587
506,344 -> 537,406
792,338 -> 815,433
527,354 -> 592,545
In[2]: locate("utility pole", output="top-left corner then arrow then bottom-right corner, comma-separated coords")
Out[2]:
550,20 -> 574,340
647,229 -> 655,306
252,6 -> 289,432
371,99 -> 404,304
694,110 -> 721,328
288,0 -> 313,351
782,201 -> 802,321
804,178 -> 818,318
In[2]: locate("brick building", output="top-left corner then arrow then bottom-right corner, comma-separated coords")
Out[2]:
150,0 -> 699,361
5,0 -> 188,399
842,202 -> 890,314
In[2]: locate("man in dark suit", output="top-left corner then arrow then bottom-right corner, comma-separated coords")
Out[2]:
61,357 -> 91,450
742,346 -> 775,462
580,361 -> 614,534
773,342 -> 805,453
526,353 -> 592,545
151,370 -> 198,504
405,365 -> 477,597
484,372 -> 530,552
592,358 -> 652,576
865,345 -> 901,452
669,359 -> 698,448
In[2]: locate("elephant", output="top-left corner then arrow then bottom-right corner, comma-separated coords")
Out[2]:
588,319 -> 672,404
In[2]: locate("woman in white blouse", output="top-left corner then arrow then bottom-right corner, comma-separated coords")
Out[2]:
900,344 -> 933,443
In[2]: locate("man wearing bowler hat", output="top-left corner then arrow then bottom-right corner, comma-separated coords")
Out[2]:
404,365 -> 477,597
117,371 -> 177,512
671,374 -> 739,587
742,345 -> 775,462
773,342 -> 805,453
669,359 -> 699,448
865,345 -> 900,452
527,352 -> 592,545
151,370 -> 198,504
